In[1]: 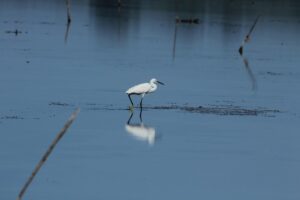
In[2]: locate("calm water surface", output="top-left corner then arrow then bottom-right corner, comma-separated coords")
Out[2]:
0,0 -> 300,199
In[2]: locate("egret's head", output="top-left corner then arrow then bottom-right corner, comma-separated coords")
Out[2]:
150,78 -> 164,85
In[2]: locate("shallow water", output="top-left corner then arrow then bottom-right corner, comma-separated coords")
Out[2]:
0,0 -> 300,199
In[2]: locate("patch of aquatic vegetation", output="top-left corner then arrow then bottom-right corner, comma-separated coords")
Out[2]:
181,105 -> 279,116
86,103 -> 280,117
144,104 -> 280,116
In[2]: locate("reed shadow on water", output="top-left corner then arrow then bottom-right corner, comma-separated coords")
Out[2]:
241,55 -> 257,91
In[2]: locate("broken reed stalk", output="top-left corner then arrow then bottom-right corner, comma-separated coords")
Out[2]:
17,108 -> 80,200
239,15 -> 260,55
66,0 -> 72,23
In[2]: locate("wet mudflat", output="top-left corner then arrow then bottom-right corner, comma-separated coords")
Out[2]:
0,0 -> 300,199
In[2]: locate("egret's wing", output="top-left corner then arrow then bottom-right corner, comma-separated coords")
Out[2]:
126,83 -> 151,94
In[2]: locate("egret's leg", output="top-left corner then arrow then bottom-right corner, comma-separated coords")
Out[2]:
140,98 -> 143,108
127,112 -> 133,124
140,94 -> 145,108
128,94 -> 134,110
139,108 -> 143,122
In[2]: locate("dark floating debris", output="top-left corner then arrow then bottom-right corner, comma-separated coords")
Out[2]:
258,71 -> 284,76
176,17 -> 200,24
266,71 -> 283,76
5,29 -> 22,35
49,102 -> 70,106
40,21 -> 55,25
1,115 -> 24,120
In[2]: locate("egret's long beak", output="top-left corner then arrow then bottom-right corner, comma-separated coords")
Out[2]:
157,81 -> 165,85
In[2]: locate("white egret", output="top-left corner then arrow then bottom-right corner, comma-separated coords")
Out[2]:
125,78 -> 164,108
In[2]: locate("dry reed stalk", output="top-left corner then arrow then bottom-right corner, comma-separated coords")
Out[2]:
239,15 -> 260,55
17,108 -> 80,200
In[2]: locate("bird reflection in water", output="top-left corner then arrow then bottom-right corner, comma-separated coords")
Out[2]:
125,110 -> 157,146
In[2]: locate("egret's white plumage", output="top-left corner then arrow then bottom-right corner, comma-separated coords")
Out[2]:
126,78 -> 159,95
126,83 -> 154,95
126,78 -> 164,108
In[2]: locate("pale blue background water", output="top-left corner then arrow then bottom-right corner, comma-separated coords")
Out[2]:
0,0 -> 300,199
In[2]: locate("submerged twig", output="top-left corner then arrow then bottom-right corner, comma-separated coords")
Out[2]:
17,108 -> 80,200
239,15 -> 260,55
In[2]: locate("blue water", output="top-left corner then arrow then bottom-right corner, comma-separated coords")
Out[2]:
0,0 -> 300,199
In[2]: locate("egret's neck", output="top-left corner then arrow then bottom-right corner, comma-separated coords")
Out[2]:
149,82 -> 157,93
